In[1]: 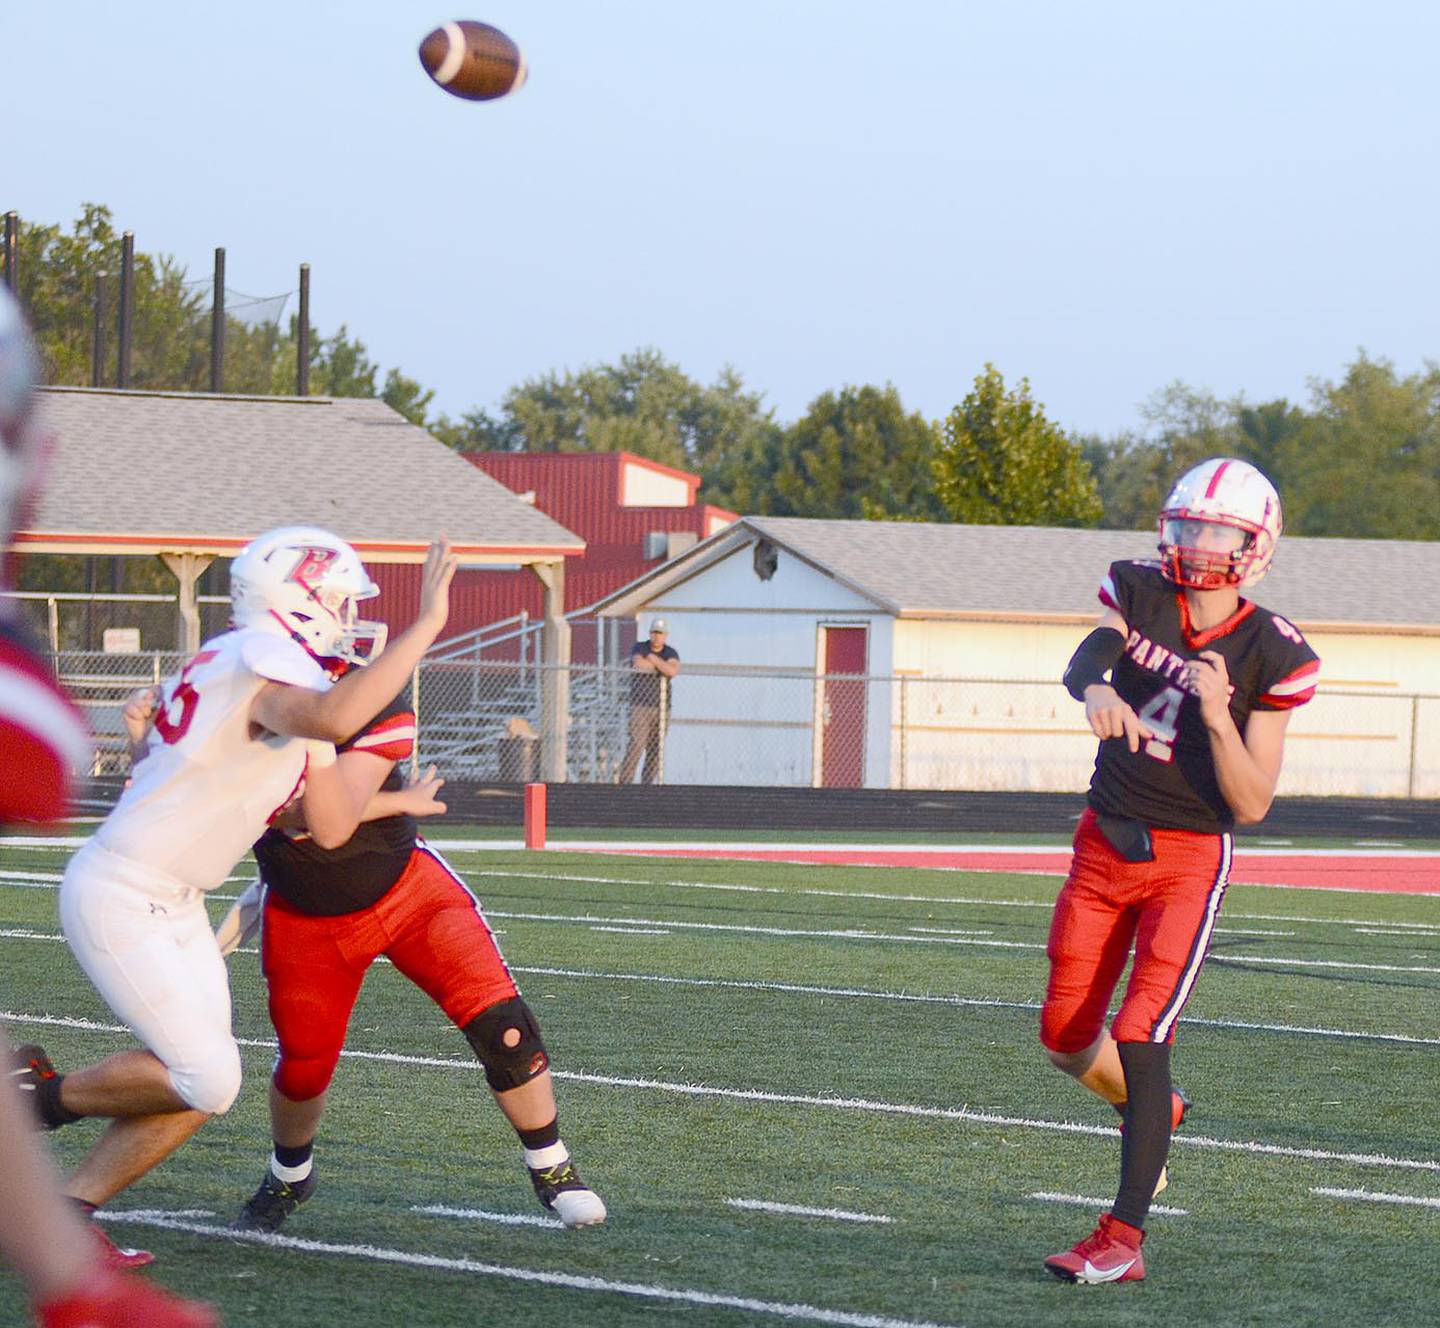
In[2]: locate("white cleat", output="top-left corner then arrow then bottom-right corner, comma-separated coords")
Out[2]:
528,1158 -> 607,1228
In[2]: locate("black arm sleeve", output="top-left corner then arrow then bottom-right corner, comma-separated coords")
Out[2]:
1063,627 -> 1127,701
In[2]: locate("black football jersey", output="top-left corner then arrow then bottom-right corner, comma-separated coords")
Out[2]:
254,695 -> 419,915
1087,559 -> 1320,833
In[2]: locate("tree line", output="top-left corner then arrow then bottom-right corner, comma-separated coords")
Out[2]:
13,206 -> 1440,539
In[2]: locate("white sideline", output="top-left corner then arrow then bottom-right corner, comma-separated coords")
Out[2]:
11,833 -> 1437,860
437,867 -> 1440,929
725,1199 -> 894,1224
413,1204 -> 563,1229
1027,1192 -> 1188,1217
1310,1187 -> 1440,1210
93,1212 -> 960,1328
6,1009 -> 1437,1175
7,903 -> 1430,974
3,928 -> 1438,1047
5,862 -> 1436,932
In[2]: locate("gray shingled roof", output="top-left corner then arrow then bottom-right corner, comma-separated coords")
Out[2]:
599,516 -> 1440,630
21,387 -> 582,559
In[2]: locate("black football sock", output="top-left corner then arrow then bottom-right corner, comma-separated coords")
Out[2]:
274,1140 -> 314,1170
1111,1041 -> 1173,1230
517,1116 -> 570,1170
516,1118 -> 561,1152
36,1073 -> 83,1129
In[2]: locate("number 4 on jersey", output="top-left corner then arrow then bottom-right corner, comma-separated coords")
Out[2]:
1136,686 -> 1184,763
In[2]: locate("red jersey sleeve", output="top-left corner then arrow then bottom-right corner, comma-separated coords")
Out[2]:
1253,613 -> 1321,711
0,637 -> 91,824
340,695 -> 416,763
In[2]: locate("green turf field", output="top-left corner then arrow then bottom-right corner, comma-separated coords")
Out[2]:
2,841 -> 1437,1327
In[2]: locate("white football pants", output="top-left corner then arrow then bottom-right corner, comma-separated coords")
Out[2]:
58,840 -> 241,1114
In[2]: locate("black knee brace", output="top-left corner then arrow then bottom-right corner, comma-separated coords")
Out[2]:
462,997 -> 550,1091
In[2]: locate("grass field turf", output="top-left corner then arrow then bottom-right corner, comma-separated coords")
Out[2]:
1,839 -> 1437,1327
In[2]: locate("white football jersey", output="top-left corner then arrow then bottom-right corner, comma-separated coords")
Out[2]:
95,627 -> 330,892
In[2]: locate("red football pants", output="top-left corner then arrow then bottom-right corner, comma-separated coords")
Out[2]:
1040,808 -> 1232,1052
261,842 -> 518,1102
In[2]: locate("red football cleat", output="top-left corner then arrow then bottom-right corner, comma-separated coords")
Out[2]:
1045,1212 -> 1146,1284
91,1221 -> 155,1270
36,1269 -> 218,1328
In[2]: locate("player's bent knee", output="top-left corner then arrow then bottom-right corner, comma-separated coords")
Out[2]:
274,1056 -> 339,1103
463,997 -> 549,1091
168,1042 -> 243,1115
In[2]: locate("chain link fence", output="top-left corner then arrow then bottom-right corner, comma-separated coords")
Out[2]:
410,662 -> 1440,798
4,591 -> 229,653
40,648 -> 1440,797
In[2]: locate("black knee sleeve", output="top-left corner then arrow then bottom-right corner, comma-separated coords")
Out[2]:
462,997 -> 550,1091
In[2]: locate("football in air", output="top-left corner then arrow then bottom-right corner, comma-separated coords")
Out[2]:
419,20 -> 527,101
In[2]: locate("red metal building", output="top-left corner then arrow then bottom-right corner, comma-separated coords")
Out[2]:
367,451 -> 735,656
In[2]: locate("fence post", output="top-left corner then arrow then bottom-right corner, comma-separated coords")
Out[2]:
46,597 -> 59,654
1408,693 -> 1421,798
656,673 -> 668,785
899,675 -> 908,790
410,667 -> 421,779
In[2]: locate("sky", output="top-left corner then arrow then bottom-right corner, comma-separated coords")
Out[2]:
5,1 -> 1440,440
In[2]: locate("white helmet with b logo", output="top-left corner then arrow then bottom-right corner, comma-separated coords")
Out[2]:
1158,457 -> 1282,590
229,526 -> 386,667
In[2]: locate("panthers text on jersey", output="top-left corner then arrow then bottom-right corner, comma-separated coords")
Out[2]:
0,620 -> 91,824
94,628 -> 331,892
1089,559 -> 1319,833
254,694 -> 419,915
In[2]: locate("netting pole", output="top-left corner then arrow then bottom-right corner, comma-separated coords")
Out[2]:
116,233 -> 134,388
3,212 -> 17,293
210,247 -> 226,393
91,271 -> 108,387
524,782 -> 547,850
296,263 -> 310,396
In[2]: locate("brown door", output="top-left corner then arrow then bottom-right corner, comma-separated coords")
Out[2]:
821,626 -> 867,788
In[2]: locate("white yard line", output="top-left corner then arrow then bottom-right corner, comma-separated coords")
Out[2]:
1310,1188 -> 1440,1210
725,1199 -> 894,1225
1027,1192 -> 1188,1217
1214,956 -> 1440,975
412,1204 -> 563,1229
4,928 -> 1438,1045
8,1009 -> 1432,1176
588,926 -> 671,936
95,1212 -> 959,1328
906,927 -> 993,936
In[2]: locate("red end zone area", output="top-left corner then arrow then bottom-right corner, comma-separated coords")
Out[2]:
591,844 -> 1440,894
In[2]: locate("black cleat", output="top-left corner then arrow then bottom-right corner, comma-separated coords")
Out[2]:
527,1158 -> 606,1228
233,1167 -> 317,1233
10,1043 -> 76,1131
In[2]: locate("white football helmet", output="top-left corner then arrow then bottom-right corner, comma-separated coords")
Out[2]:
1158,457 -> 1282,590
0,287 -> 49,559
229,525 -> 386,668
